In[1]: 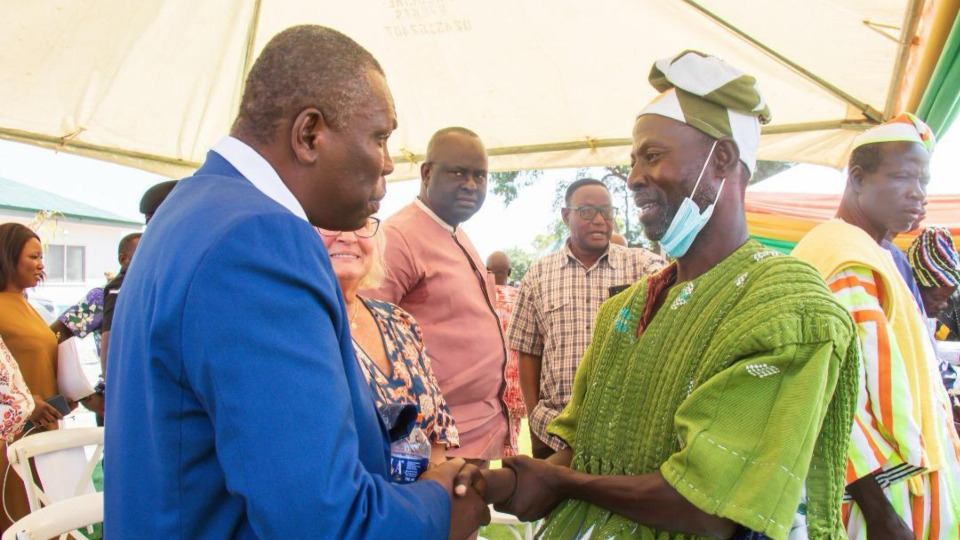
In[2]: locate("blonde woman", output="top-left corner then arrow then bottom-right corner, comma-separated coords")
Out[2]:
318,218 -> 458,464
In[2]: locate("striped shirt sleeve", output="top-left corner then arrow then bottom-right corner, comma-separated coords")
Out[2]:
826,267 -> 928,491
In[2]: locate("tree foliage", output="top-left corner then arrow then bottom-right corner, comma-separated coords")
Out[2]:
503,246 -> 535,284
750,160 -> 796,185
489,170 -> 543,205
29,210 -> 64,249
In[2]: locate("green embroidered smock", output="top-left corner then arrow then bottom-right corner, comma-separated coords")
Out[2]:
543,240 -> 859,540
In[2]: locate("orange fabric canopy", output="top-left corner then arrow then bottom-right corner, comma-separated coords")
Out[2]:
745,192 -> 960,251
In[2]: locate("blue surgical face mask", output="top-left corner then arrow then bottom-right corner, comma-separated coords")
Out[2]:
659,141 -> 725,259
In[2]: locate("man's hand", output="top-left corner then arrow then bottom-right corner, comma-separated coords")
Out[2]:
848,474 -> 914,540
866,514 -> 914,540
419,458 -> 490,540
495,455 -> 566,521
81,393 -> 105,416
480,467 -> 517,505
452,460 -> 487,499
49,320 -> 74,344
27,395 -> 62,429
529,429 -> 555,459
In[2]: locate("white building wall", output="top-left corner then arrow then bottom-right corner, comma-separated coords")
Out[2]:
1,209 -> 142,311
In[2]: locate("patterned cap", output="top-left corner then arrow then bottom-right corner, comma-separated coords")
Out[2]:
908,226 -> 960,288
637,50 -> 771,175
851,112 -> 936,155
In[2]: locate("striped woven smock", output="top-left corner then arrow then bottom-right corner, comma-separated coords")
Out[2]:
827,267 -> 960,539
543,240 -> 859,540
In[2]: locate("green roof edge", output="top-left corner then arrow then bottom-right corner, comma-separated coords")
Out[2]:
0,203 -> 142,227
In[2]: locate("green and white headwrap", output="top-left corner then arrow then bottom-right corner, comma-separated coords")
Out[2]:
638,50 -> 772,175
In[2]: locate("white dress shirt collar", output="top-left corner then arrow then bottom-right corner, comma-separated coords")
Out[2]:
211,136 -> 309,222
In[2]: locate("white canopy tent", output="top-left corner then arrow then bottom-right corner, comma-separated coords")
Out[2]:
0,0 -> 953,180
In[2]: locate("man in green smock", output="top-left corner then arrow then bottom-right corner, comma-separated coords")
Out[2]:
483,51 -> 860,540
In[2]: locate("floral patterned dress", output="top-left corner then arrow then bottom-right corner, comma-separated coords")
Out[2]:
494,284 -> 525,457
57,287 -> 104,353
353,297 -> 459,447
0,337 -> 34,443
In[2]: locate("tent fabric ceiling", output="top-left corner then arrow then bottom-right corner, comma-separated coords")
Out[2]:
0,0 -> 926,180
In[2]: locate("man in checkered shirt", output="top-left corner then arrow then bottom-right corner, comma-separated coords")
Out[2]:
507,178 -> 665,457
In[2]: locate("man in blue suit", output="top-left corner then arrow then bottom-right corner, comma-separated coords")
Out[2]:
104,25 -> 489,539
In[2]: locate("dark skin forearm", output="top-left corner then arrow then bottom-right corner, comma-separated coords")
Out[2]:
520,352 -> 554,454
488,448 -> 734,538
50,320 -> 75,344
553,468 -> 737,539
483,449 -> 572,505
518,352 -> 542,417
847,474 -> 893,518
847,474 -> 913,538
99,330 -> 110,375
546,447 -> 572,466
482,467 -> 517,504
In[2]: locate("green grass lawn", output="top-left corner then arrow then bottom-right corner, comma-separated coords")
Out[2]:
479,523 -> 528,540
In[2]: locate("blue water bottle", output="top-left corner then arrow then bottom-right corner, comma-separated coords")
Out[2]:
390,415 -> 431,483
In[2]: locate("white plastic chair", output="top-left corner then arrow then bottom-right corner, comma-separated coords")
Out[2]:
6,427 -> 103,512
1,492 -> 102,540
486,506 -> 536,540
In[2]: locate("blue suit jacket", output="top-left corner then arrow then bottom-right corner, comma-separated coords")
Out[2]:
104,152 -> 449,538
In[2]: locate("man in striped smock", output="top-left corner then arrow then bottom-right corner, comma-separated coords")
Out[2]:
793,113 -> 960,539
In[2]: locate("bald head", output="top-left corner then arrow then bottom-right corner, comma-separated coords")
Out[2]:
486,251 -> 511,286
610,233 -> 627,247
420,127 -> 488,227
426,127 -> 481,161
118,233 -> 141,270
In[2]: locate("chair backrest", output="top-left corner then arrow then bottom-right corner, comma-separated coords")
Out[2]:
1,492 -> 102,540
6,427 -> 103,512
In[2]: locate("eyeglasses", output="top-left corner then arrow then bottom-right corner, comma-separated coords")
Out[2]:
565,205 -> 617,222
316,217 -> 381,239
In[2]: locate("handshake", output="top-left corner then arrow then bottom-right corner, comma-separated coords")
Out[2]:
419,455 -> 568,540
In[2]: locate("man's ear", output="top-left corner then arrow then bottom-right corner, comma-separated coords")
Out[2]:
713,138 -> 741,180
420,162 -> 433,186
847,165 -> 865,194
291,108 -> 326,165
561,207 -> 571,227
